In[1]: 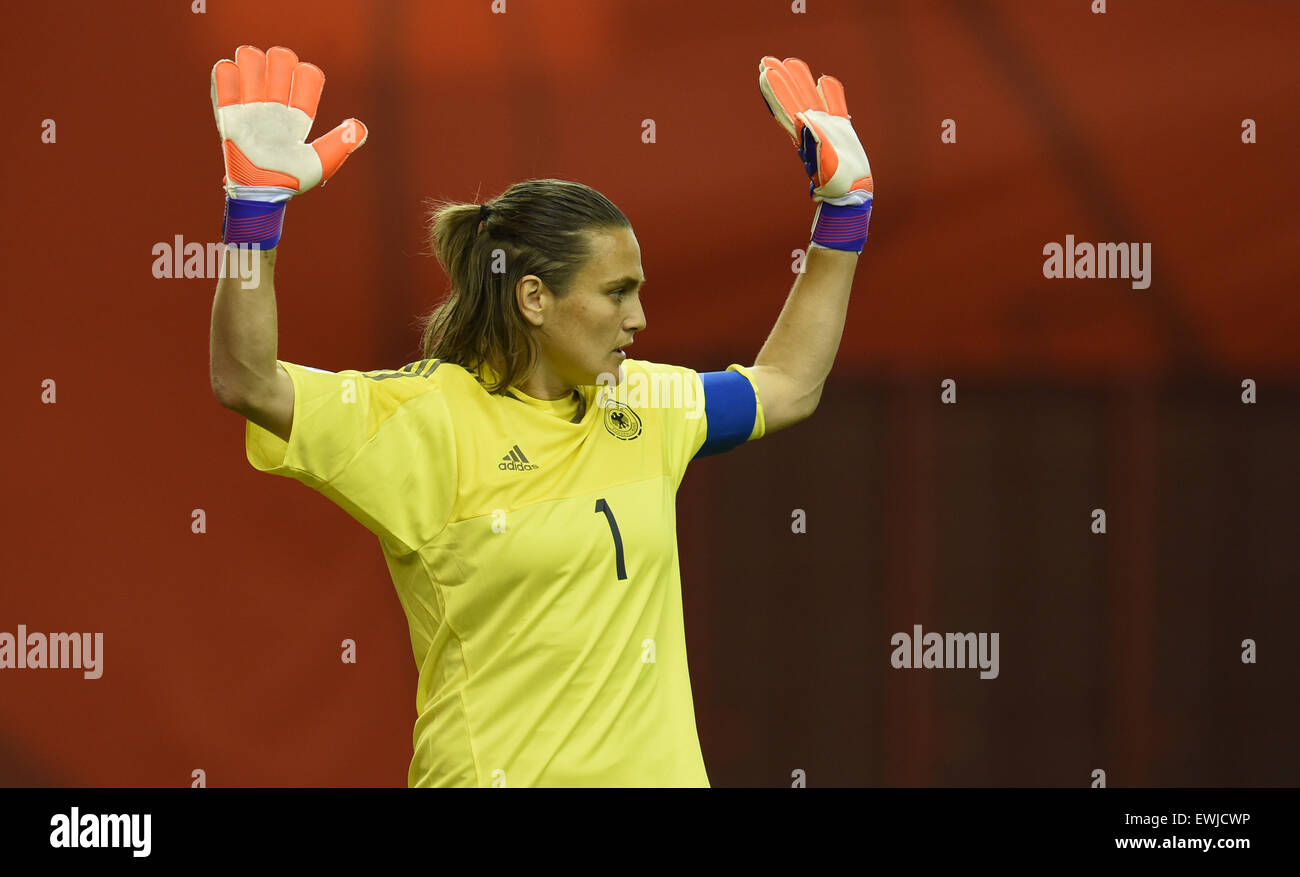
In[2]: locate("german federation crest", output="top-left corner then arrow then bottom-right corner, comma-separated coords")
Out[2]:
603,401 -> 642,440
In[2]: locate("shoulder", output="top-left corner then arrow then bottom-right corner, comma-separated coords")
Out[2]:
608,358 -> 706,424
621,357 -> 689,373
612,358 -> 703,403
618,357 -> 700,383
279,358 -> 485,413
354,358 -> 451,383
352,358 -> 484,398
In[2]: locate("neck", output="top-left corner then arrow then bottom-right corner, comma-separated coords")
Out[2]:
516,372 -> 577,401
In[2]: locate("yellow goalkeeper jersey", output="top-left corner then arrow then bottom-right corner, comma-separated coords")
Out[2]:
244,356 -> 765,787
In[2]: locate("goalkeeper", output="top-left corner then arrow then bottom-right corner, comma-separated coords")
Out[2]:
210,47 -> 873,787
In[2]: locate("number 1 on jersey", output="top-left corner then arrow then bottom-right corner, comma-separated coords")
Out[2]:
594,498 -> 627,581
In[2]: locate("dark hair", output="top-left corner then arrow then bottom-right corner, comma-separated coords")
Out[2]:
419,178 -> 630,393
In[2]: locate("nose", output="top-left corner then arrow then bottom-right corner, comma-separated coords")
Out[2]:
625,295 -> 646,334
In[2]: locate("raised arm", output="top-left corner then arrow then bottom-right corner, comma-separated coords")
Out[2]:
747,56 -> 874,434
750,246 -> 859,433
206,44 -> 367,442
211,245 -> 294,441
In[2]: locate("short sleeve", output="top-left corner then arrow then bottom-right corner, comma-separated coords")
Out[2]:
619,359 -> 764,482
244,359 -> 457,555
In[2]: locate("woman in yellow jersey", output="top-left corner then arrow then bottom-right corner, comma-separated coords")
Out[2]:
210,46 -> 872,786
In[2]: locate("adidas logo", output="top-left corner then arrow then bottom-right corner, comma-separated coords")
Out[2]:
499,444 -> 540,472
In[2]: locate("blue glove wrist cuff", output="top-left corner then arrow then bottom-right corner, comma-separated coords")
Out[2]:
810,199 -> 871,253
223,196 -> 286,249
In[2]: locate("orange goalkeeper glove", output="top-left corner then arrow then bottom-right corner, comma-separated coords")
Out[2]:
211,45 -> 368,248
759,56 -> 873,253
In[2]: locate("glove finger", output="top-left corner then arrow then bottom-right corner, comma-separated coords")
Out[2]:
762,58 -> 812,113
289,62 -> 325,123
759,60 -> 806,141
235,45 -> 267,103
817,74 -> 849,118
781,58 -> 825,111
312,118 -> 368,184
212,60 -> 241,109
265,46 -> 298,106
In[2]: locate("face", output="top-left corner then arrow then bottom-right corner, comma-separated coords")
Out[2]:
517,226 -> 647,396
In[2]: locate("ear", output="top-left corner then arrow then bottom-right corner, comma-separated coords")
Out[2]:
516,274 -> 546,327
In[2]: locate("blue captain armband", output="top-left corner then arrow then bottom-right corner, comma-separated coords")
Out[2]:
694,369 -> 758,458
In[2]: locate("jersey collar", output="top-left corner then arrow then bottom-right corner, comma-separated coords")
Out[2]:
473,361 -> 593,424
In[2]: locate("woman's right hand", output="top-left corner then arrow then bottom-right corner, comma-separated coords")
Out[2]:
211,45 -> 368,247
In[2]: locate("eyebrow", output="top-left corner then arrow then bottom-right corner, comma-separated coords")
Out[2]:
603,276 -> 646,289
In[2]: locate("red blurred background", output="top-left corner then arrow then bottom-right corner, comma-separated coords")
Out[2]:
1,0 -> 1296,786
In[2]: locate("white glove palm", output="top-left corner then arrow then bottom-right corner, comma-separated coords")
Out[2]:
211,45 -> 367,203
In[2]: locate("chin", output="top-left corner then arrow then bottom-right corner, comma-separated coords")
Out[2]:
591,361 -> 626,388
